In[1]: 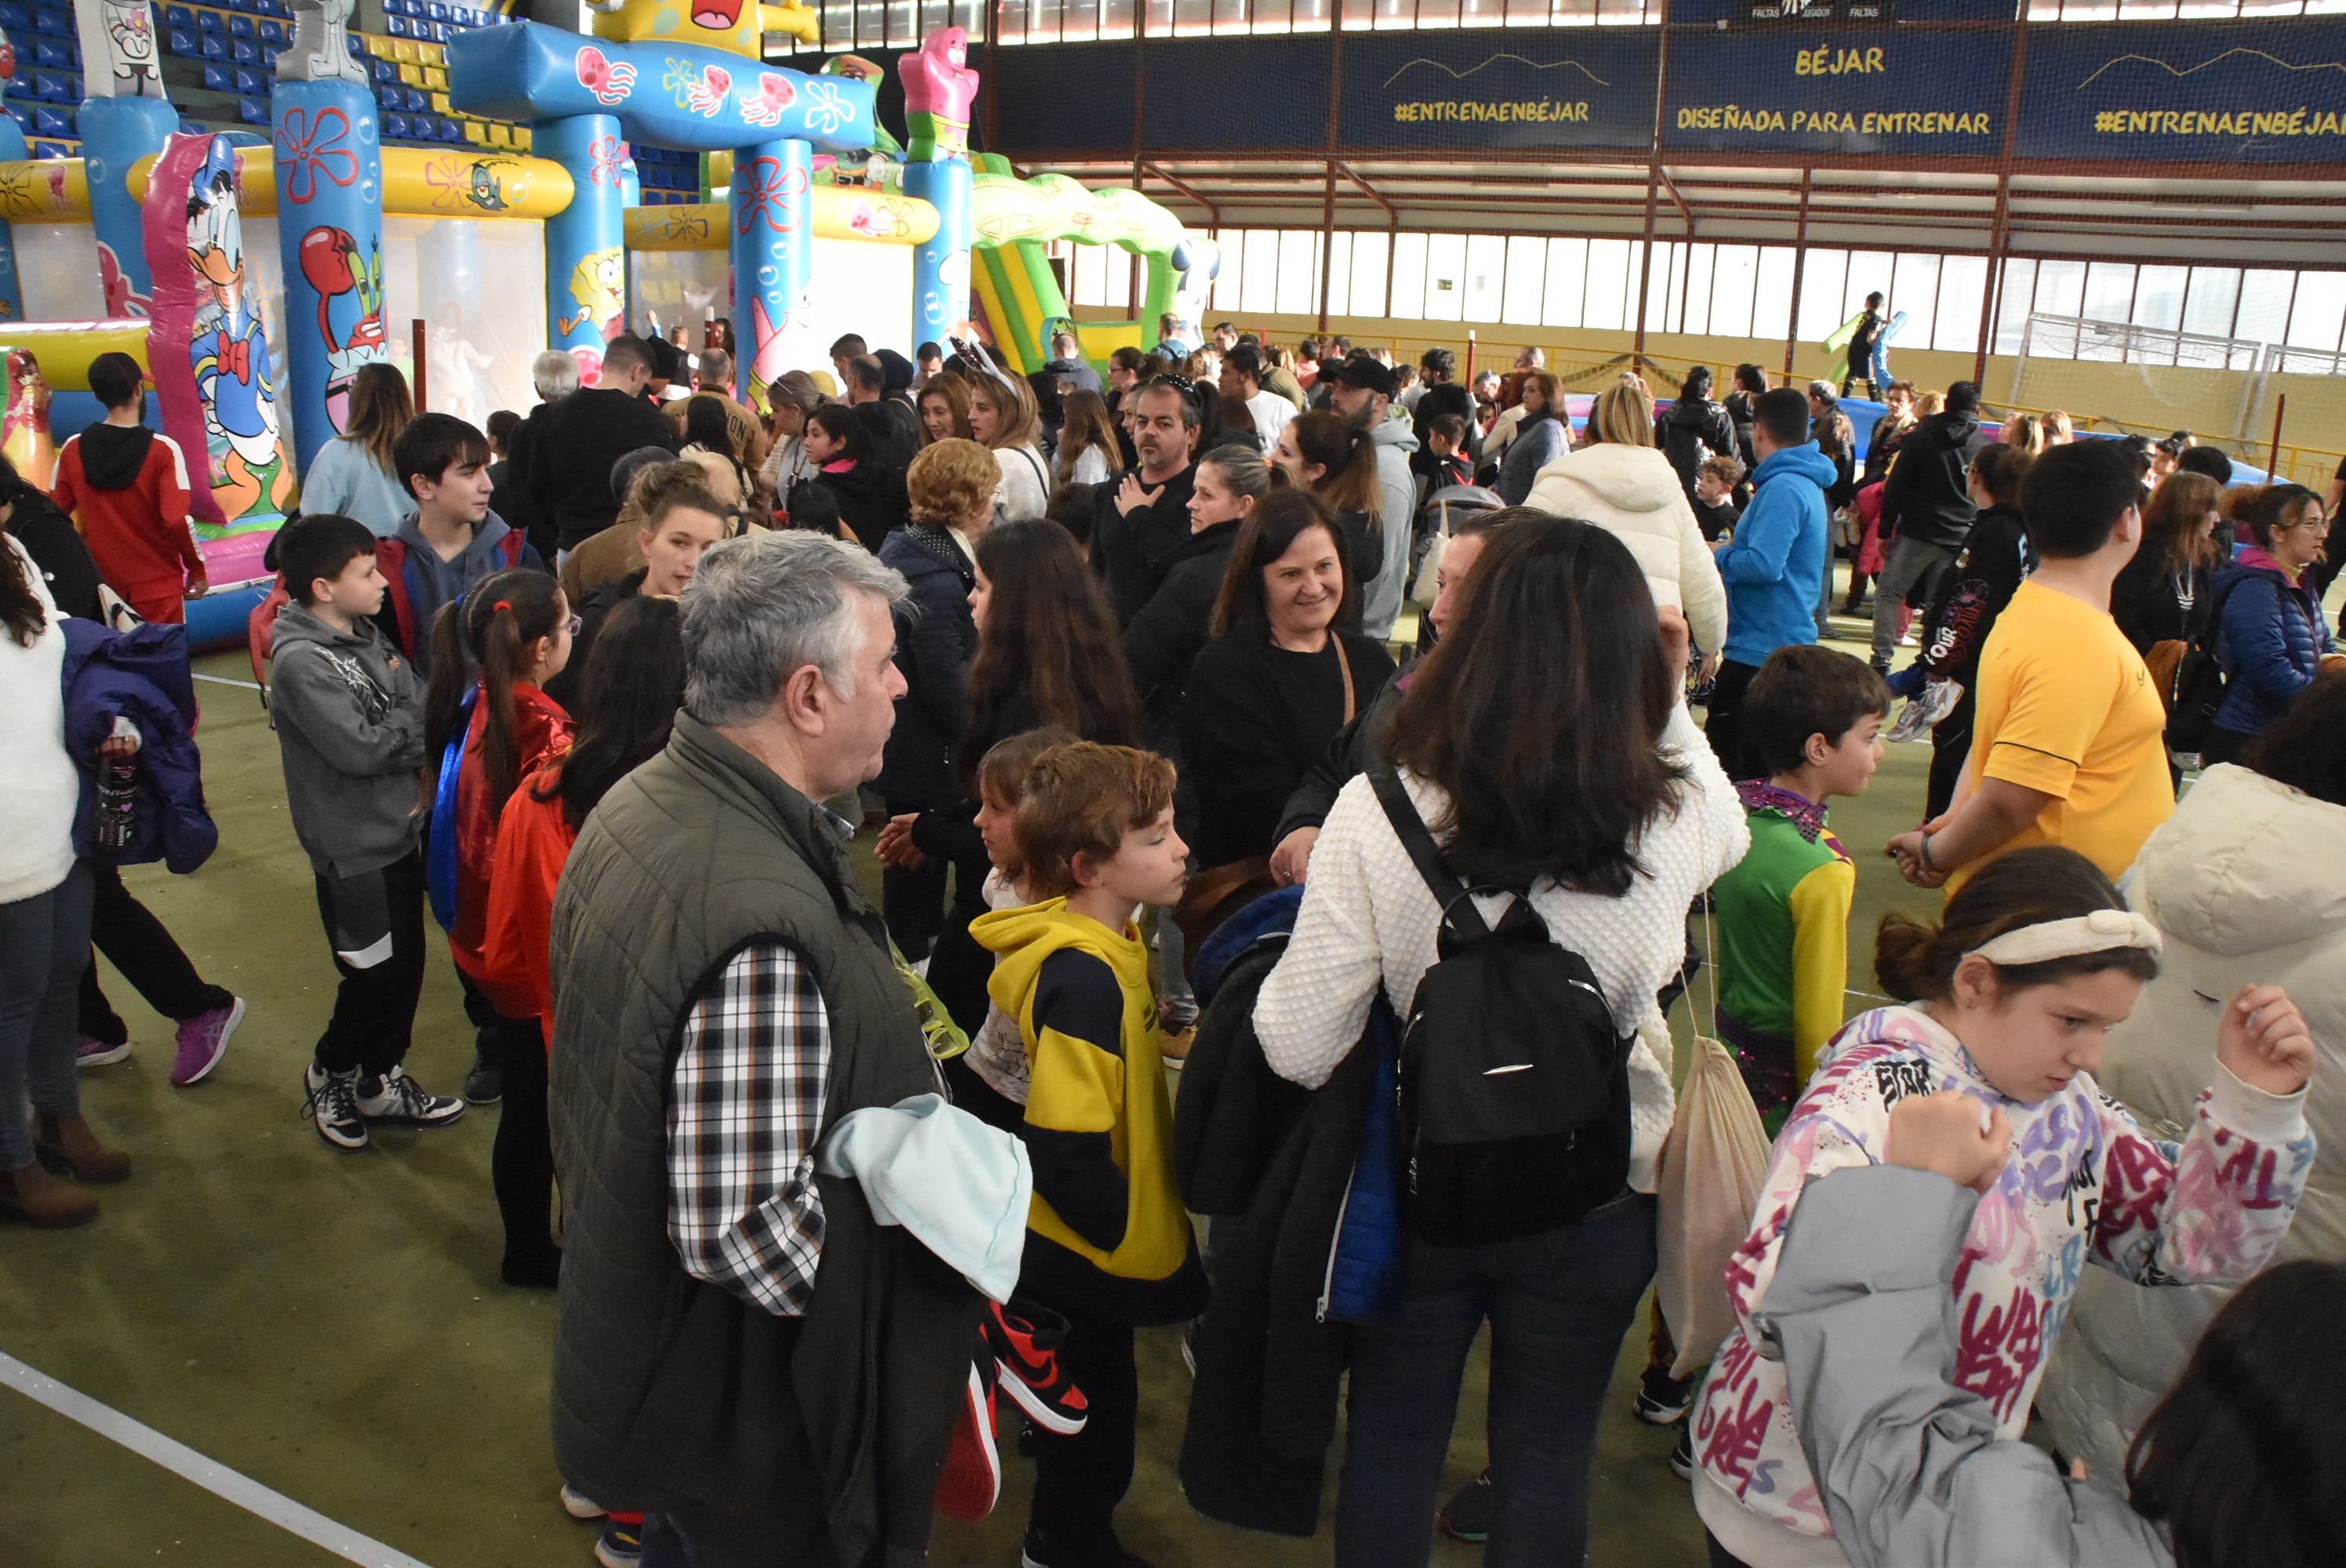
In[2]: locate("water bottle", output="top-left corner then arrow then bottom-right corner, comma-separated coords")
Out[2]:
96,756 -> 136,855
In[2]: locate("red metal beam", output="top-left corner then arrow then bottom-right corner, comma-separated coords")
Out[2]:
1139,162 -> 1221,226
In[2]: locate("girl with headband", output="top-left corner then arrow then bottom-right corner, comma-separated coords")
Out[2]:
1690,844 -> 2316,1568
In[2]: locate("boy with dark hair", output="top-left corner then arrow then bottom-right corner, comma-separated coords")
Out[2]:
1417,412 -> 1472,490
1890,437 -> 2170,895
969,742 -> 1207,1568
377,411 -> 543,676
1693,452 -> 1744,542
266,514 -> 465,1151
1718,644 -> 1887,1124
1707,386 -> 1836,779
49,350 -> 204,624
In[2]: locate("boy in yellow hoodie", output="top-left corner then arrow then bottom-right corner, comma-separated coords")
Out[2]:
971,742 -> 1208,1568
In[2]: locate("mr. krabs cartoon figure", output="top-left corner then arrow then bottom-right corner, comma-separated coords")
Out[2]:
297,223 -> 390,434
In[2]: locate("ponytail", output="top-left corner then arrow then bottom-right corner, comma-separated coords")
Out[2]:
423,568 -> 565,819
1873,846 -> 2158,1002
1289,408 -> 1382,518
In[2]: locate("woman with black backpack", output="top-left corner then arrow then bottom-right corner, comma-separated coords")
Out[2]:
1253,516 -> 1748,1568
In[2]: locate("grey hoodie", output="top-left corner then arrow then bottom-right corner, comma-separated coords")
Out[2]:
1757,1166 -> 2173,1568
1362,416 -> 1420,641
387,509 -> 531,679
269,601 -> 429,878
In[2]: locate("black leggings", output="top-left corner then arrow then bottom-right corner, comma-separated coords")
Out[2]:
1028,1306 -> 1139,1558
487,1009 -> 557,1275
79,862 -> 231,1044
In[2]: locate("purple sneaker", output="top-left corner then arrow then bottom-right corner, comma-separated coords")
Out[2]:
171,996 -> 245,1087
76,1035 -> 133,1069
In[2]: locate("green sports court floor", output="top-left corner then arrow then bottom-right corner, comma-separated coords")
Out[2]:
3,603 -> 1950,1568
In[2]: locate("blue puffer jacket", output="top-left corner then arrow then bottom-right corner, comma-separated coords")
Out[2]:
60,618 -> 216,873
2213,547 -> 2336,736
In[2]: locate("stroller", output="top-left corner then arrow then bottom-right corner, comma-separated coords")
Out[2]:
1404,483 -> 1505,654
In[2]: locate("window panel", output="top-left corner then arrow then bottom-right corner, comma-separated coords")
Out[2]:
1890,252 -> 1938,353
1240,230 -> 1281,315
1544,238 -> 1588,330
2182,267 -> 2240,339
2235,269 -> 2294,343
2082,261 -> 2136,324
2132,265 -> 2188,334
1390,232 -> 1430,321
1348,232 -> 1390,318
1424,234 -> 1468,323
1208,228 -> 1241,312
1641,242 -> 1677,339
2286,270 -> 2346,350
1934,255 -> 1987,355
1277,230 -> 1322,318
1989,258 -> 2034,354
1072,242 -> 1106,308
1839,251 -> 1894,324
1464,234 -> 1507,324
1752,245 -> 1795,343
1709,245 -> 1757,341
1680,244 -> 1716,337
1324,233 -> 1353,324
1584,239 -> 1631,332
1502,236 -> 1548,328
2033,258 -> 2086,320
1795,249 -> 1848,342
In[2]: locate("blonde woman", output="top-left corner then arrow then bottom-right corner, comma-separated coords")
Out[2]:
2043,408 -> 2075,445
1524,376 -> 1728,664
967,370 -> 1051,522
2005,412 -> 2046,456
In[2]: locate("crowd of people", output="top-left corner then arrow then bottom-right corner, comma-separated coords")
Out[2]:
1,313 -> 2341,1568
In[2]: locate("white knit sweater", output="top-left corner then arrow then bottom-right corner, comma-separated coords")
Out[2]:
1254,702 -> 1749,1192
0,536 -> 77,906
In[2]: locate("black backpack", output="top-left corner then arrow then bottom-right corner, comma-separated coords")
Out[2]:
1369,768 -> 1633,1247
2166,575 -> 2241,760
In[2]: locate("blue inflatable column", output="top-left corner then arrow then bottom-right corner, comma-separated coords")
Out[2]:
78,95 -> 179,317
732,136 -> 810,401
0,114 -> 26,322
271,76 -> 383,474
902,158 -> 971,352
540,114 -> 627,379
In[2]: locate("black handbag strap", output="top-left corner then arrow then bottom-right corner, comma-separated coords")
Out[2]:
1368,765 -> 1506,945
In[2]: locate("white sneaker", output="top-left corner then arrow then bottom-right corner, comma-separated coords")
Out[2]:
355,1065 -> 467,1127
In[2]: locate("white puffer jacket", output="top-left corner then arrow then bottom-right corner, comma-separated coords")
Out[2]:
1523,441 -> 1729,659
2038,762 -> 2346,1479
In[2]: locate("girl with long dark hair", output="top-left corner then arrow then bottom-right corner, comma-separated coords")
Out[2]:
802,401 -> 892,550
1055,388 -> 1122,489
424,568 -> 575,1287
1255,516 -> 1746,1566
478,594 -> 683,1302
2110,470 -> 2222,662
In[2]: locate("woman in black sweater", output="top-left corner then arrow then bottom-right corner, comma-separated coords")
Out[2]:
2111,470 -> 2223,659
884,517 -> 1142,1029
1178,488 -> 1396,872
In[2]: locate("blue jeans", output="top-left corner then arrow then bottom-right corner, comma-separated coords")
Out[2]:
0,862 -> 94,1171
1334,1192 -> 1657,1568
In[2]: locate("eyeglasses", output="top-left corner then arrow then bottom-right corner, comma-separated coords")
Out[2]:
565,614 -> 583,637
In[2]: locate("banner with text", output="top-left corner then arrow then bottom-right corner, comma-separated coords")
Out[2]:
1338,31 -> 1659,152
2017,20 -> 2346,165
1661,25 -> 2010,157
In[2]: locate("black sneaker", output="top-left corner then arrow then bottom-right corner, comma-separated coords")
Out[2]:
303,1063 -> 369,1151
463,1041 -> 503,1105
1634,1363 -> 1698,1426
1669,1422 -> 1695,1481
356,1065 -> 467,1128
1438,1470 -> 1492,1543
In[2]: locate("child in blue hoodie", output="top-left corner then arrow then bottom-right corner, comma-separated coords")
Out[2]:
1707,387 -> 1836,780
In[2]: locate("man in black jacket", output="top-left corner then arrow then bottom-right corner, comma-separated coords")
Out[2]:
1873,379 -> 1989,673
525,336 -> 680,557
1091,379 -> 1200,623
1410,347 -> 1477,460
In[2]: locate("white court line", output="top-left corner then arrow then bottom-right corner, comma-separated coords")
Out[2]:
194,672 -> 264,690
0,1350 -> 434,1568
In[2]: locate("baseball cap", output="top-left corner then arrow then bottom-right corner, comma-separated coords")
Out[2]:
1324,352 -> 1397,399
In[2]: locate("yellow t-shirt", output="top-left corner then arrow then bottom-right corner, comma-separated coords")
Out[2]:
1949,579 -> 2174,895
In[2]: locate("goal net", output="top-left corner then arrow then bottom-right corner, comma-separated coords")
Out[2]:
2007,313 -> 2265,447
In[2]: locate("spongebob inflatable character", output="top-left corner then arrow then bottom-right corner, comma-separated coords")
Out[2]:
583,0 -> 819,60
559,248 -> 626,340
